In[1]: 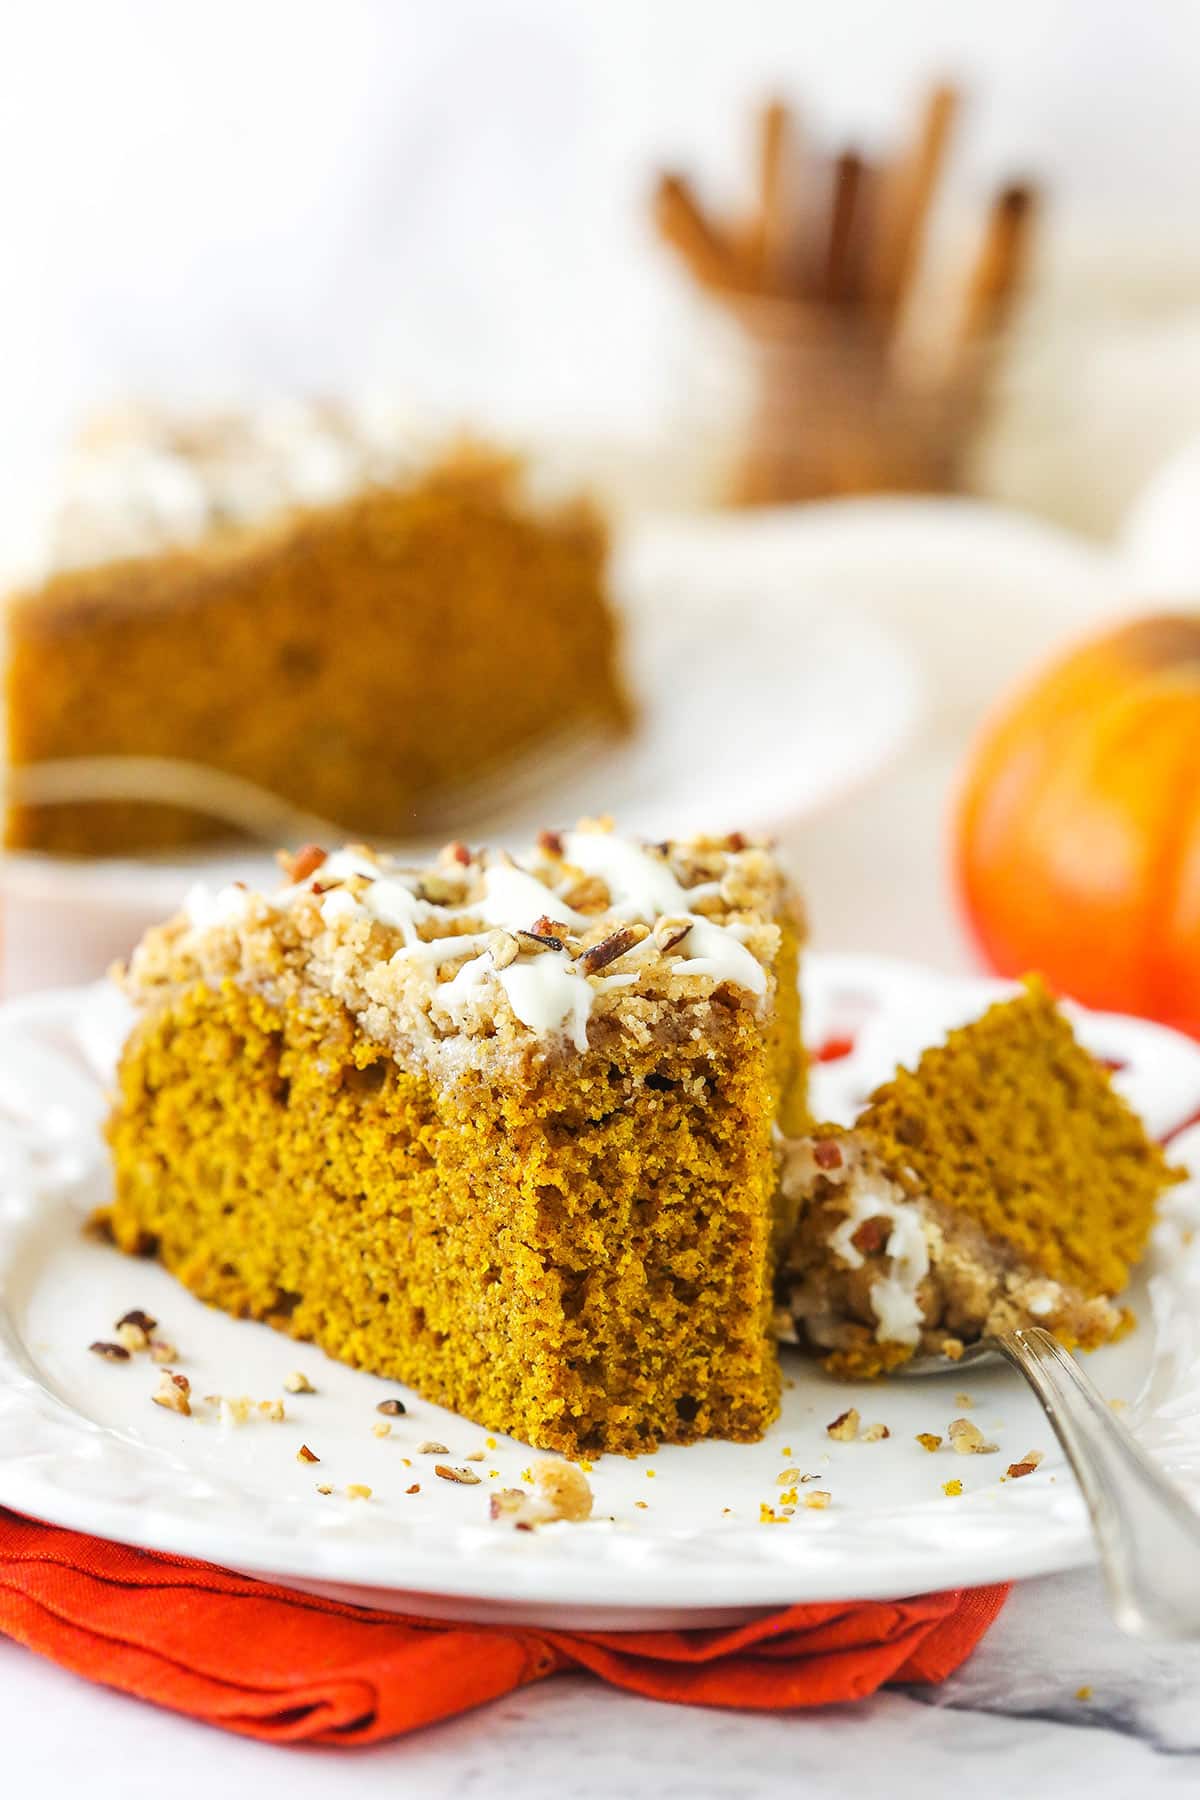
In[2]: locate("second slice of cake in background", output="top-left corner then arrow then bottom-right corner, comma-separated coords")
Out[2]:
781,979 -> 1181,1377
105,823 -> 807,1455
5,410 -> 631,855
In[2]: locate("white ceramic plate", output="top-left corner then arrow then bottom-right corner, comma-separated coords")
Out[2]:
0,509 -> 925,929
2,953 -> 1199,1631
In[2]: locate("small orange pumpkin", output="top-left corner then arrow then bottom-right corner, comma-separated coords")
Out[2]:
956,614 -> 1200,1036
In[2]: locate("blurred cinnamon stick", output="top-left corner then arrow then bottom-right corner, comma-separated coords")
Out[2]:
651,80 -> 1038,504
653,172 -> 742,293
949,182 -> 1038,450
958,181 -> 1037,345
868,82 -> 960,320
823,150 -> 866,304
745,97 -> 799,290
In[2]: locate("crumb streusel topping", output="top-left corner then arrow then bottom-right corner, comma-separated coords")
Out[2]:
120,820 -> 799,1080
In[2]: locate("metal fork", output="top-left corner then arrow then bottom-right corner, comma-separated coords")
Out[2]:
2,726 -> 609,851
902,1326 -> 1200,1639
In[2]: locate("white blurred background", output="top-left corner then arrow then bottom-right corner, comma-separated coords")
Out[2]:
7,0 -> 1200,991
5,0 -> 1200,537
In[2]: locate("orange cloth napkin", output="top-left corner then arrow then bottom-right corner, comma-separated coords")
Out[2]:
0,1512 -> 1006,1742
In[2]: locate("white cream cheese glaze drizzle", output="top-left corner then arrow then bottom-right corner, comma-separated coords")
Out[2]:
828,1174 -> 931,1347
669,916 -> 767,998
477,862 -> 586,933
177,831 -> 771,1053
561,829 -> 695,918
182,882 -> 252,931
496,954 -> 594,1051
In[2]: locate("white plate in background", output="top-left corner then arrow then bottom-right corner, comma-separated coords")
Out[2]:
1,507 -> 925,902
0,493 -> 1126,993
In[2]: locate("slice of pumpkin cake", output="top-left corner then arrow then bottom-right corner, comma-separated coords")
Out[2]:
106,823 -> 807,1455
5,409 -> 630,855
781,979 -> 1181,1378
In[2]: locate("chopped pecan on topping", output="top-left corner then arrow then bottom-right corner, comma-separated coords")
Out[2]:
948,1417 -> 998,1455
916,1433 -> 943,1453
1006,1450 -> 1044,1480
376,1398 -> 407,1417
517,929 -> 564,955
850,1216 -> 890,1256
465,1450 -> 486,1462
152,1370 -> 191,1416
116,1308 -> 158,1336
116,1320 -> 150,1353
283,1370 -> 315,1394
316,1483 -> 334,1495
415,873 -> 459,904
444,840 -> 473,867
577,924 -> 647,976
559,873 -> 610,912
281,843 -> 327,884
435,1464 -> 482,1485
862,1422 -> 890,1443
653,917 -> 693,953
296,1444 -> 320,1464
532,914 -> 572,941
90,1340 -> 131,1362
417,1439 -> 449,1455
405,1483 -> 421,1495
725,831 -> 748,852
309,879 -> 342,896
536,829 -> 565,858
148,1338 -> 178,1364
684,856 -> 722,886
719,869 -> 759,909
811,1139 -> 843,1172
487,929 -> 520,970
826,1408 -> 861,1442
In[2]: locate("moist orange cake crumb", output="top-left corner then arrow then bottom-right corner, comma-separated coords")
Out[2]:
782,979 -> 1181,1377
105,823 -> 808,1455
5,415 -> 629,855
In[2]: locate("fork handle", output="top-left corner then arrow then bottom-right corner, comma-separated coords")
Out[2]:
997,1326 -> 1200,1640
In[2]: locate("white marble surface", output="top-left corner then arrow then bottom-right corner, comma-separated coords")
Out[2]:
4,1605 -> 1200,1799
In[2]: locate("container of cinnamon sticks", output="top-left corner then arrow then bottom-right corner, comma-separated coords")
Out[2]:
652,84 -> 1038,505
